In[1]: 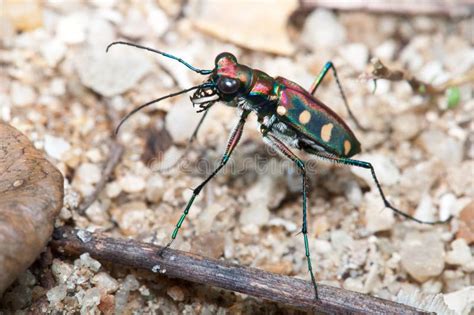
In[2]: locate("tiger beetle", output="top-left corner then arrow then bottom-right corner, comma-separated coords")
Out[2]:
107,41 -> 451,301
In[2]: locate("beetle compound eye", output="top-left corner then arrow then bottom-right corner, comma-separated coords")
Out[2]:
217,77 -> 240,94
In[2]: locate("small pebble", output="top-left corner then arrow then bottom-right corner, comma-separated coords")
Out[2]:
418,129 -> 463,167
400,232 -> 445,282
439,193 -> 456,222
343,277 -> 365,293
44,135 -> 71,160
147,7 -> 169,37
46,284 -> 67,304
75,163 -> 101,185
122,275 -> 139,291
145,175 -> 165,203
76,229 -> 93,243
414,194 -> 436,224
92,272 -> 119,294
339,43 -> 368,71
118,174 -> 146,193
77,253 -> 101,272
51,260 -> 73,284
445,239 -> 472,267
191,232 -> 225,259
110,202 -> 153,236
57,13 -> 88,44
85,202 -> 110,225
314,239 -> 332,255
40,39 -> 66,67
80,287 -> 101,314
456,201 -> 474,244
105,181 -> 122,198
443,287 -> 474,315
351,154 -> 400,187
167,286 -> 185,302
75,47 -> 153,97
301,9 -> 346,49
364,191 -> 395,233
120,9 -> 148,39
11,82 -> 36,107
165,101 -> 204,144
421,279 -> 442,294
373,40 -> 397,61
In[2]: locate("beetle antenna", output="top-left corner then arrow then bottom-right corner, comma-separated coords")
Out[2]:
106,41 -> 213,75
115,83 -> 212,135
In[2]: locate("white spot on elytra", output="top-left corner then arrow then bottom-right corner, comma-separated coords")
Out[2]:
321,123 -> 333,142
276,105 -> 287,116
299,110 -> 311,124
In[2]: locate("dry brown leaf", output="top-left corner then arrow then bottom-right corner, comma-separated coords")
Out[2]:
0,122 -> 63,296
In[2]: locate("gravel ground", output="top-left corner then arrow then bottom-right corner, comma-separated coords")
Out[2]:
1,1 -> 473,314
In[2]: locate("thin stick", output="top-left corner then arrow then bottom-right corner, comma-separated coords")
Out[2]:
51,226 -> 432,314
300,0 -> 471,17
361,58 -> 474,97
77,141 -> 124,214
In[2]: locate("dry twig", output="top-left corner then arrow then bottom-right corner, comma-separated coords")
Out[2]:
300,0 -> 472,17
51,226 -> 433,314
362,58 -> 474,99
77,141 -> 124,214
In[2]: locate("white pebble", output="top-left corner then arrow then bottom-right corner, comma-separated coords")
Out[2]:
351,154 -> 400,187
373,40 -> 397,61
75,47 -> 153,97
364,191 -> 395,233
11,82 -> 36,107
57,13 -> 88,44
445,239 -> 472,267
77,253 -> 101,272
146,175 -> 165,203
443,287 -> 474,315
40,39 -> 66,67
119,174 -> 146,193
439,193 -> 457,221
165,101 -> 203,144
147,7 -> 169,37
44,135 -> 71,160
301,9 -> 346,49
46,284 -> 67,304
76,163 -> 101,185
414,193 -> 436,224
92,272 -> 119,294
339,43 -> 369,71
105,181 -> 122,198
400,232 -> 444,282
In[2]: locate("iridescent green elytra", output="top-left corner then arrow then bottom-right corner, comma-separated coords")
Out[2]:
108,41 -> 452,302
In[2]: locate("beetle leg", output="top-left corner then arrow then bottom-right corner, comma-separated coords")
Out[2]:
158,108 -> 211,172
308,151 -> 452,225
159,110 -> 250,255
262,132 -> 320,301
309,61 -> 367,131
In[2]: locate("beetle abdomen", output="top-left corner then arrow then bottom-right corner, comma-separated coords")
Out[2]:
275,79 -> 361,157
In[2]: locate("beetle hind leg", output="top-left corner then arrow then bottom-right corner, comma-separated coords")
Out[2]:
306,150 -> 453,225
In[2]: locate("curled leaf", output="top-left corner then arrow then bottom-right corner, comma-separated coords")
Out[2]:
0,122 -> 64,296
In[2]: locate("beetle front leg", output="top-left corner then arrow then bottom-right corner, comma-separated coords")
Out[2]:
262,132 -> 320,301
159,110 -> 250,256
